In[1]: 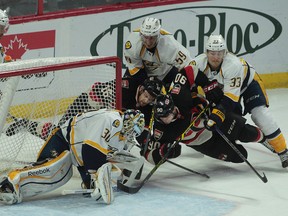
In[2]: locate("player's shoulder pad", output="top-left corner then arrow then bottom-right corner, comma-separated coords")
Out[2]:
160,28 -> 172,35
191,54 -> 208,70
125,31 -> 141,48
124,32 -> 143,57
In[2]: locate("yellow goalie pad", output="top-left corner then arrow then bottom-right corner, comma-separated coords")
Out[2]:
7,150 -> 73,199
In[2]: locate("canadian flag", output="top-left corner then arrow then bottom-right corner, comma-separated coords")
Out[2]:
1,30 -> 56,60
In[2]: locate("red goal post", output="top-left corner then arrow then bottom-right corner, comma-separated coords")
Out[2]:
0,56 -> 122,177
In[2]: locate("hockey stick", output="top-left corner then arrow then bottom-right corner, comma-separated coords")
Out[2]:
62,186 -> 120,195
135,144 -> 209,179
140,108 -> 209,178
215,127 -> 268,183
166,159 -> 209,179
142,108 -> 154,156
62,189 -> 94,195
117,104 -> 211,194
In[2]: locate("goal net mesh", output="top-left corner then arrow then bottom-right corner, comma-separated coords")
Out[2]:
0,56 -> 122,177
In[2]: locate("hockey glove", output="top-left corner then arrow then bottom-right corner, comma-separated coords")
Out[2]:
203,80 -> 223,104
159,142 -> 181,159
204,105 -> 225,131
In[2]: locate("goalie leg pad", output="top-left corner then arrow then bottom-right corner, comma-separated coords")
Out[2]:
91,163 -> 114,205
3,150 -> 73,202
0,177 -> 22,204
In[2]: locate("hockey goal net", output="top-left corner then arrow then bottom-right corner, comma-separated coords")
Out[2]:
0,56 -> 122,177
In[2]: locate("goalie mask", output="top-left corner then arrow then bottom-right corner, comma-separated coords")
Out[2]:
122,109 -> 145,139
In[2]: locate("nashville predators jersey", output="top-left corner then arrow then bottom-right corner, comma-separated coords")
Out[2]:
124,29 -> 192,80
61,109 -> 126,167
193,52 -> 255,103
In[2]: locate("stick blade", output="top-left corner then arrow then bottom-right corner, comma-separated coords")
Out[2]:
117,180 -> 141,194
261,172 -> 268,183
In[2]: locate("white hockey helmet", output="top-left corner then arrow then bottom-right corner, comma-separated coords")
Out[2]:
122,109 -> 145,138
0,9 -> 9,34
206,34 -> 227,51
140,17 -> 161,37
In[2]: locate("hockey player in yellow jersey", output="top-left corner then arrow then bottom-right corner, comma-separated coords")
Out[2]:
0,109 -> 145,205
192,34 -> 288,168
123,17 -> 192,88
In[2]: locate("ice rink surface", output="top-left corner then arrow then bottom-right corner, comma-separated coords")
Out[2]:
1,88 -> 288,216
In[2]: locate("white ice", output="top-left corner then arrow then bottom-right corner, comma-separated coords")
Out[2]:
1,88 -> 288,216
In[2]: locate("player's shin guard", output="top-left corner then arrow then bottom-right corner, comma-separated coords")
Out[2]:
0,150 -> 73,204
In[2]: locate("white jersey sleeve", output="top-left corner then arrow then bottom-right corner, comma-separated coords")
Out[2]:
61,109 -> 126,166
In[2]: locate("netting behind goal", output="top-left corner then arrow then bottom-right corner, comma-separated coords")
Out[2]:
0,56 -> 122,177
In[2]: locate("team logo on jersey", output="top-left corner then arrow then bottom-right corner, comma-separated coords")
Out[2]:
211,70 -> 220,76
189,60 -> 196,66
125,41 -> 132,49
153,128 -> 163,140
121,79 -> 129,89
112,119 -> 120,128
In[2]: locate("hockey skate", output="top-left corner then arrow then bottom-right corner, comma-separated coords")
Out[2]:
5,118 -> 29,136
278,149 -> 288,168
0,177 -> 22,204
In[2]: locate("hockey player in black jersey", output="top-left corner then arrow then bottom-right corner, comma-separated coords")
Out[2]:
141,64 -> 268,165
143,93 -> 266,165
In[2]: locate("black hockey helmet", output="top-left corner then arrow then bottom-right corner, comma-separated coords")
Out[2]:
142,77 -> 163,97
154,94 -> 175,118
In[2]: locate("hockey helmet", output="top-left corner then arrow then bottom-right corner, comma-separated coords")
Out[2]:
122,109 -> 145,138
0,9 -> 9,34
142,77 -> 163,98
140,17 -> 161,37
154,94 -> 175,119
206,34 -> 227,51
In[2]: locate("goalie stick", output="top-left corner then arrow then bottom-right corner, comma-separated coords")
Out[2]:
117,104 -> 211,194
62,185 -> 120,195
215,127 -> 268,183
